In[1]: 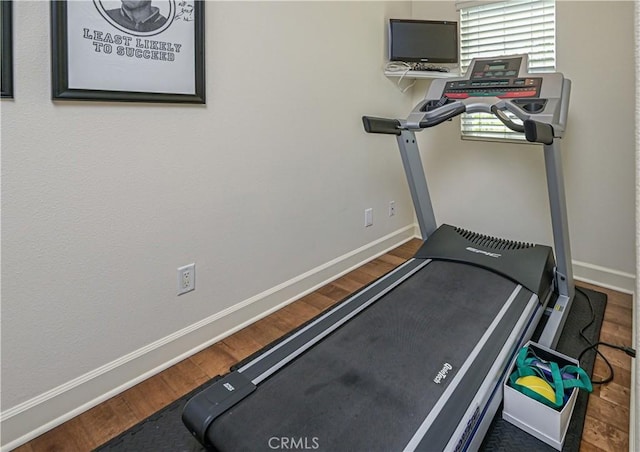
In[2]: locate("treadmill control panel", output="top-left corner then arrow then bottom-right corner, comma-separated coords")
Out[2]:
443,77 -> 542,100
416,54 -> 569,136
443,56 -> 542,100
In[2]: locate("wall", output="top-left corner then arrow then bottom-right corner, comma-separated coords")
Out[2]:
411,1 -> 635,291
0,1 -> 417,448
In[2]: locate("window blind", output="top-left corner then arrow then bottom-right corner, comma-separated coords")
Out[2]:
458,0 -> 556,141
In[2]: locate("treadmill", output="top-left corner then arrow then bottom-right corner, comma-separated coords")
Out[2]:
182,55 -> 574,451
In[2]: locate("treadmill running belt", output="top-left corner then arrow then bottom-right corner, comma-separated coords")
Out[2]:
208,261 -> 530,451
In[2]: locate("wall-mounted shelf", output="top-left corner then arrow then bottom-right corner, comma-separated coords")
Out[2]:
384,70 -> 460,80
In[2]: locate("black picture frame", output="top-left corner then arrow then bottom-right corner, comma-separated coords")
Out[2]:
51,0 -> 205,103
1,0 -> 13,99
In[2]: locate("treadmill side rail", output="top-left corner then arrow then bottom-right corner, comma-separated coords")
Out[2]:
182,371 -> 256,446
183,258 -> 430,448
237,258 -> 430,384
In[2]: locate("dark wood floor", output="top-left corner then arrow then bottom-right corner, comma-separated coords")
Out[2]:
14,239 -> 633,452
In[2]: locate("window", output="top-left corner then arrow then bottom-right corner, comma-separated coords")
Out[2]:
457,0 -> 556,141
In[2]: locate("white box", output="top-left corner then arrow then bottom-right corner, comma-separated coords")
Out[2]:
502,341 -> 580,450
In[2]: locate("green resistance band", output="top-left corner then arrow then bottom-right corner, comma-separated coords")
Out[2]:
508,346 -> 593,410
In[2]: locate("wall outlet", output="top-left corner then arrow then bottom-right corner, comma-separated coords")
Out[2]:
177,263 -> 196,295
364,208 -> 373,227
389,201 -> 396,217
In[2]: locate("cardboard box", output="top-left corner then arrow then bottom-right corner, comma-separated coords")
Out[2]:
502,341 -> 580,450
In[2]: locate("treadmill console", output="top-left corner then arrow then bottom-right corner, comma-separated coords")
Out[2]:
444,56 -> 542,100
411,54 -> 571,137
444,78 -> 542,100
362,54 -> 570,140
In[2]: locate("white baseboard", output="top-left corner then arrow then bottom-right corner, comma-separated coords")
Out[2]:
0,226 -> 417,452
572,260 -> 636,294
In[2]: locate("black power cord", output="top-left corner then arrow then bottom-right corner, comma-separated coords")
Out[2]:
575,286 -> 635,385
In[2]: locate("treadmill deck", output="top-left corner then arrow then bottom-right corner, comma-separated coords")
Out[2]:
202,260 -> 538,451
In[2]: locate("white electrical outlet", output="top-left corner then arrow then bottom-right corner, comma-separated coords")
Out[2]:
364,208 -> 373,227
389,201 -> 396,217
177,263 -> 196,295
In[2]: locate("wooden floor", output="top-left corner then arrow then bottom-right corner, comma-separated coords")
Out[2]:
14,239 -> 634,452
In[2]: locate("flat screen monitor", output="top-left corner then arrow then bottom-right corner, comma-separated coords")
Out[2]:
389,19 -> 458,63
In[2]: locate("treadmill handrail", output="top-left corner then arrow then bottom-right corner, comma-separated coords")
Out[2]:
362,116 -> 402,135
418,103 -> 467,129
363,102 -> 467,135
364,100 -> 557,142
490,105 -> 526,134
404,100 -> 465,130
489,105 -> 556,144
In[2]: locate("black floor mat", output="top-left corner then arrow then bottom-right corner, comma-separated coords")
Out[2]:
480,287 -> 607,451
96,287 -> 606,452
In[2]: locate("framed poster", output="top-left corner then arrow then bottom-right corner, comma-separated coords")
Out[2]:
1,0 -> 13,98
51,0 -> 205,103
